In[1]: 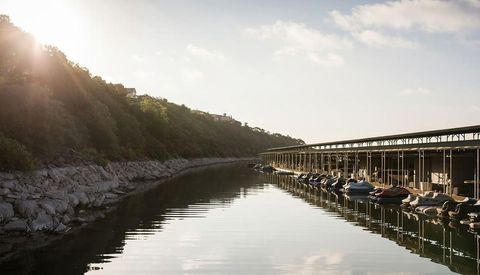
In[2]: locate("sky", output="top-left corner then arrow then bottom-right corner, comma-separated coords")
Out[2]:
1,0 -> 479,143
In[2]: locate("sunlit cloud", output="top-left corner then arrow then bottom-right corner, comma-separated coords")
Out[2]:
186,44 -> 227,63
245,20 -> 352,67
330,0 -> 480,33
305,52 -> 345,67
352,30 -> 419,49
330,0 -> 480,49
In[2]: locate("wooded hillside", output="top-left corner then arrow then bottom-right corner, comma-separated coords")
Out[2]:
0,15 -> 304,171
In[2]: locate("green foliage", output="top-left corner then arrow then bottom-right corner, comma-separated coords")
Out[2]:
81,147 -> 109,167
0,135 -> 36,171
0,15 -> 305,171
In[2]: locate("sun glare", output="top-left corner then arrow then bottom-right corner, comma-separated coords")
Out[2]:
3,0 -> 86,60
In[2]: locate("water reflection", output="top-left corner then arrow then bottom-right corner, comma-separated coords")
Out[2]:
265,173 -> 480,275
0,165 -> 473,274
1,164 -> 263,275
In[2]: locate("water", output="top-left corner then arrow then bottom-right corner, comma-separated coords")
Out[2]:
1,164 -> 478,274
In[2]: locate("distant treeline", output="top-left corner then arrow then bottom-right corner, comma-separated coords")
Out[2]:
0,15 -> 304,171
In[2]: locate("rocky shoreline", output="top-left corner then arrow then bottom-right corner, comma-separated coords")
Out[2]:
0,157 -> 253,263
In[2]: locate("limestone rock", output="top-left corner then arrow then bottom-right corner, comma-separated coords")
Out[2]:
45,190 -> 67,200
38,199 -> 56,216
92,194 -> 105,207
0,202 -> 14,223
2,180 -> 17,189
31,211 -> 54,231
15,200 -> 39,218
72,192 -> 89,206
62,214 -> 72,225
67,193 -> 79,208
0,172 -> 15,180
54,223 -> 67,233
104,192 -> 118,199
0,188 -> 10,196
51,199 -> 69,214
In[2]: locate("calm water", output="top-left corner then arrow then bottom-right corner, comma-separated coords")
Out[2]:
1,164 -> 479,274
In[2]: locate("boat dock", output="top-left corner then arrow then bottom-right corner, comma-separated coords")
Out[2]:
261,125 -> 480,199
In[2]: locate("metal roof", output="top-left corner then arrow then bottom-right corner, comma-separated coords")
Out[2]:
266,125 -> 480,152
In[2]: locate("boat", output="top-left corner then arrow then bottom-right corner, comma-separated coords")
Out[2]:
409,192 -> 453,208
259,165 -> 276,173
368,186 -> 410,204
342,180 -> 374,194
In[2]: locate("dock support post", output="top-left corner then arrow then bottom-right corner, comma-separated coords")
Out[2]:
396,151 -> 401,186
367,152 -> 372,181
321,153 -> 324,173
401,151 -> 405,187
417,150 -> 421,190
309,152 -> 312,172
328,153 -> 332,175
450,150 -> 453,196
477,149 -> 479,199
335,152 -> 339,177
345,152 -> 349,178
381,151 -> 385,187
353,152 -> 358,178
443,150 -> 446,193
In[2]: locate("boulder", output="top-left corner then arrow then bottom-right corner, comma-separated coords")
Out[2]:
45,190 -> 67,200
51,199 -> 69,214
47,170 -> 61,183
0,202 -> 14,223
67,193 -> 79,208
15,200 -> 39,218
0,172 -> 15,180
104,193 -> 118,200
38,199 -> 56,215
54,223 -> 68,233
72,192 -> 89,206
3,219 -> 28,232
62,214 -> 72,225
92,194 -> 105,207
30,211 -> 54,231
0,188 -> 10,196
1,180 -> 17,189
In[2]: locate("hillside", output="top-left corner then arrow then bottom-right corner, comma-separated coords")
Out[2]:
0,15 -> 304,171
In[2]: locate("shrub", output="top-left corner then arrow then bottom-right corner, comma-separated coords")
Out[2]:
0,135 -> 36,171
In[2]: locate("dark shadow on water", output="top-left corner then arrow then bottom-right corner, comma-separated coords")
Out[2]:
0,164 -> 263,275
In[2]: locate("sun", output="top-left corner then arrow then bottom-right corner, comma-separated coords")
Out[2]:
1,0 -> 86,61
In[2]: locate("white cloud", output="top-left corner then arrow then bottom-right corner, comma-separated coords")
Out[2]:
131,53 -> 144,62
352,30 -> 419,48
245,20 -> 352,67
463,0 -> 480,8
330,0 -> 480,33
306,52 -> 345,67
401,87 -> 431,96
182,69 -> 205,81
186,44 -> 227,63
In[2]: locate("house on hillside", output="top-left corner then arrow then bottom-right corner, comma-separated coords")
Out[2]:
211,113 -> 241,125
125,88 -> 137,98
194,110 -> 242,125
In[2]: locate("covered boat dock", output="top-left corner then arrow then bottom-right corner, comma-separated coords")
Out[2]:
260,125 -> 480,198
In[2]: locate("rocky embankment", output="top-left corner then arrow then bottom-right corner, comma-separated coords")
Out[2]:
0,158 -> 247,238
